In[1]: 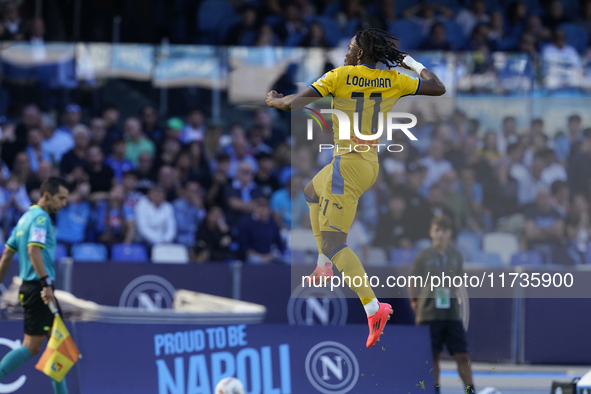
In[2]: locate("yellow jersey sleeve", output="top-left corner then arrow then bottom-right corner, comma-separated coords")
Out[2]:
310,69 -> 339,97
397,71 -> 421,96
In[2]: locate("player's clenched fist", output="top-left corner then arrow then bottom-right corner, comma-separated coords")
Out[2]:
266,90 -> 283,108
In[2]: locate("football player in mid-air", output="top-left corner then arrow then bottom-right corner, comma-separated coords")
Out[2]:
267,28 -> 445,348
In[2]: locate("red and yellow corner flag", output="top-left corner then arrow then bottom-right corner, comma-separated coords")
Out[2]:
35,306 -> 80,382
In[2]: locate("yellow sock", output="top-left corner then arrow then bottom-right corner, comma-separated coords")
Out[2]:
329,245 -> 376,302
306,200 -> 323,254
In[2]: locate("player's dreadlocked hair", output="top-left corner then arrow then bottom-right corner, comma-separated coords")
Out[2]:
354,28 -> 406,69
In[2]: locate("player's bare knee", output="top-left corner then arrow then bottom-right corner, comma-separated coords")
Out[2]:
454,352 -> 470,365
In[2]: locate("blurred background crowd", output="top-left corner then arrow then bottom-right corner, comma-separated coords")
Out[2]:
0,0 -> 590,266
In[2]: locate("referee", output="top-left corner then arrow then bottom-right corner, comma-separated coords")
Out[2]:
0,177 -> 69,394
409,215 -> 475,394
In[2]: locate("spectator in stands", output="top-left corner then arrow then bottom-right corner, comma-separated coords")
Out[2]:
541,28 -> 583,86
204,125 -> 222,162
25,160 -> 52,201
28,17 -> 45,43
301,21 -> 329,48
275,2 -> 307,44
224,5 -> 259,46
555,114 -> 583,163
504,1 -> 527,40
135,184 -> 176,247
254,152 -> 280,198
254,108 -> 285,149
94,184 -> 135,245
60,125 -> 89,176
0,2 -> 25,41
337,0 -> 371,33
105,139 -> 134,184
224,160 -> 262,225
441,170 -> 478,231
237,196 -> 285,264
256,23 -> 282,47
427,183 -> 455,226
404,3 -> 453,36
180,107 -> 205,144
420,139 -> 453,190
56,181 -> 92,246
40,114 -> 73,164
2,105 -> 40,169
373,194 -> 415,253
465,23 -> 497,52
270,172 -> 307,229
523,132 -> 548,168
193,206 -> 235,262
124,117 -> 155,166
248,126 -> 273,155
497,116 -> 518,155
122,170 -> 142,208
487,12 -> 505,47
154,137 -> 182,169
12,152 -> 31,184
479,131 -> 501,164
486,158 -> 519,224
165,117 -> 183,141
157,165 -> 179,202
565,194 -> 591,264
206,153 -> 231,208
89,117 -> 109,155
57,104 -> 82,134
456,0 -> 490,37
136,152 -> 157,194
0,176 -> 31,231
226,124 -> 258,178
185,141 -> 211,188
25,128 -> 50,172
368,0 -> 397,31
540,149 -> 567,188
458,167 -> 488,229
101,104 -> 122,147
542,0 -> 571,31
173,181 -> 206,247
550,180 -> 569,217
523,15 -> 550,47
141,104 -> 164,145
86,145 -> 114,195
420,22 -> 451,51
524,187 -> 564,263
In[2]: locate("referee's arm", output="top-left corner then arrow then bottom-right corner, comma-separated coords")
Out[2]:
0,247 -> 16,284
28,245 -> 56,306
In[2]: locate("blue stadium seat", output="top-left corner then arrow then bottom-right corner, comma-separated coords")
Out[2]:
388,20 -> 424,50
111,244 -> 148,263
72,243 -> 107,263
315,16 -> 341,47
510,251 -> 543,266
443,20 -> 466,50
456,231 -> 481,261
55,244 -> 68,261
472,251 -> 503,267
390,248 -> 420,266
559,23 -> 589,53
197,0 -> 236,44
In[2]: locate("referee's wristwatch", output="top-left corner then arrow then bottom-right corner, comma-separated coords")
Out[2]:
40,276 -> 53,288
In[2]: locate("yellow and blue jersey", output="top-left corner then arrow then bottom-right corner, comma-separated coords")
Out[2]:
5,205 -> 56,281
310,64 -> 421,162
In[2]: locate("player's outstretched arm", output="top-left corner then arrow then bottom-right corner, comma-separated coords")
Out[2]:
266,87 -> 320,112
401,55 -> 446,96
0,248 -> 15,284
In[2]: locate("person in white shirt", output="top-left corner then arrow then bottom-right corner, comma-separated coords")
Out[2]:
419,139 -> 453,190
456,0 -> 490,37
40,115 -> 74,164
180,107 -> 205,144
541,28 -> 583,88
134,185 -> 176,246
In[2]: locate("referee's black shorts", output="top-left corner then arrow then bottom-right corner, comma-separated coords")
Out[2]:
19,280 -> 61,336
421,320 -> 469,355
